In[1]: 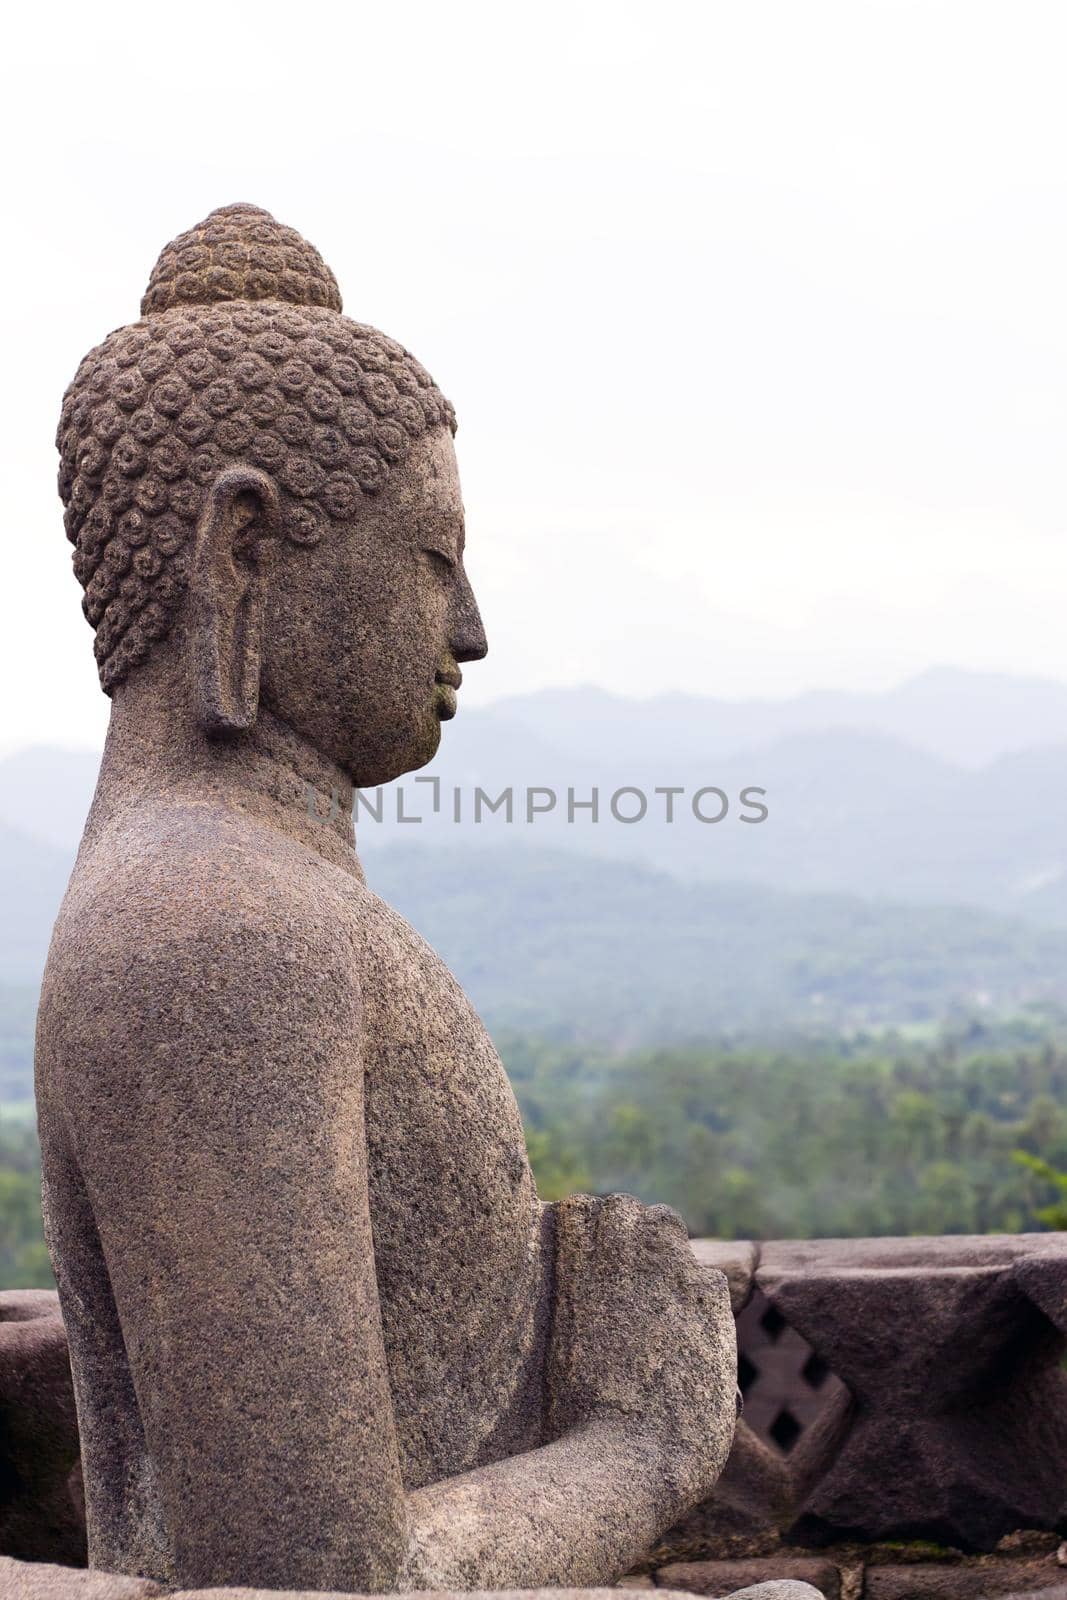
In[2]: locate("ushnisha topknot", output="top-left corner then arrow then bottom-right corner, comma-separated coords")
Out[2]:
57,204 -> 455,694
141,202 -> 343,317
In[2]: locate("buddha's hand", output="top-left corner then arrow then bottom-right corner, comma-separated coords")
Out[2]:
397,1196 -> 737,1589
545,1192 -> 737,1504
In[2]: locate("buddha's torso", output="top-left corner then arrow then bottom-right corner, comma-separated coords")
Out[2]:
36,795 -> 550,1514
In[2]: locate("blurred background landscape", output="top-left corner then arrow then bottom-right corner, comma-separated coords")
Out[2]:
6,662 -> 1067,1285
6,2 -> 1067,1287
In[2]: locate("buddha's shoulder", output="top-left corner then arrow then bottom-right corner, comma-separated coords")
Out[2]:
54,798 -> 364,967
52,799 -> 464,995
348,884 -> 496,1057
348,879 -> 463,994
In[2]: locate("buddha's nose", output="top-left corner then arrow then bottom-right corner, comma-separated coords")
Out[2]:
451,567 -> 488,663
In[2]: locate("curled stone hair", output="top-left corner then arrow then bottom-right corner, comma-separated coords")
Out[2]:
56,204 -> 456,693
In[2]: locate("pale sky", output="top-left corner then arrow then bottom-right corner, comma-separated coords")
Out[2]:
3,0 -> 1067,751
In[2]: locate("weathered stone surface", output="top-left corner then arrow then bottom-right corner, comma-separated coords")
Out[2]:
37,205 -> 739,1594
864,1558 -> 1067,1600
0,1556 -> 160,1597
174,1590 -> 801,1600
0,1571 -> 759,1600
781,1375 -> 852,1512
758,1235 -> 1062,1278
733,1286 -> 850,1462
656,1422 -> 794,1559
656,1246 -> 793,1563
0,1292 -> 84,1565
715,1586 -> 825,1600
656,1558 -> 837,1598
994,1534 -> 1061,1557
691,1242 -> 758,1314
756,1235 -> 1067,1550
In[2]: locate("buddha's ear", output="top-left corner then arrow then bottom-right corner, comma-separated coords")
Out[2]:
189,466 -> 280,734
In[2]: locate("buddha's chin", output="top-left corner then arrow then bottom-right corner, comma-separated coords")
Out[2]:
341,713 -> 442,787
396,714 -> 444,779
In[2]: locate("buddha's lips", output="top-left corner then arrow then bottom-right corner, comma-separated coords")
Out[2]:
435,665 -> 461,719
435,683 -> 458,719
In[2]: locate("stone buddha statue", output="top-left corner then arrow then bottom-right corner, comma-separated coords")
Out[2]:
36,205 -> 737,1595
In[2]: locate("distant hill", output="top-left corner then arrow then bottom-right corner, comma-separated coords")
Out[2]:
364,725 -> 1067,926
484,666 -> 1067,770
0,823 -> 75,983
4,666 -> 1067,1027
0,986 -> 37,1106
8,668 -> 1067,926
367,845 -> 1067,1044
8,664 -> 1067,841
8,726 -> 1053,924
0,742 -> 101,857
0,746 -> 101,854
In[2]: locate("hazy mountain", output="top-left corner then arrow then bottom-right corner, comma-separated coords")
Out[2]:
0,824 -> 74,983
6,667 -> 1067,930
357,724 -> 1067,926
0,985 -> 37,1105
485,666 -> 1067,770
368,844 -> 1067,1044
7,665 -> 1067,845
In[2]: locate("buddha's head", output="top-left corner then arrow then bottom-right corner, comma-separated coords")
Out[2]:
56,204 -> 487,785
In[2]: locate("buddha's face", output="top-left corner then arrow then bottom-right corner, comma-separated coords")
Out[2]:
259,428 -> 487,786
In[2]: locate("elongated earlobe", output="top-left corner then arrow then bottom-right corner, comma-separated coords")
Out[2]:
190,466 -> 280,734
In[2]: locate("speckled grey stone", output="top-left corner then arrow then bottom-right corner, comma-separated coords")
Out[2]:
37,206 -> 739,1594
0,1556 -> 160,1597
690,1241 -> 758,1315
864,1562 -> 1067,1600
659,1419 -> 794,1558
9,1571 -> 804,1600
0,1292 -> 83,1564
716,1586 -> 825,1600
656,1562 -> 835,1599
1,1571 -> 821,1600
756,1235 -> 1067,1549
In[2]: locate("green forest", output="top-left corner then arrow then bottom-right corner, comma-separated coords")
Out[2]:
0,1119 -> 53,1288
7,1009 -> 1067,1289
509,1012 -> 1067,1237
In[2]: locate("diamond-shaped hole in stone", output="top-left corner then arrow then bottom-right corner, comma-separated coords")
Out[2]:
736,1286 -> 848,1456
769,1406 -> 802,1452
801,1350 -> 830,1390
760,1302 -> 787,1342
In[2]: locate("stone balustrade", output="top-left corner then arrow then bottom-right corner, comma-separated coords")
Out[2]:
654,1233 -> 1067,1600
5,1233 -> 1067,1599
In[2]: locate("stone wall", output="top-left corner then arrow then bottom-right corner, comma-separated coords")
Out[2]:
643,1234 -> 1067,1600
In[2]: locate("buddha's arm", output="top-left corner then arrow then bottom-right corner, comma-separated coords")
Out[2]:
75,885 -> 408,1593
399,1194 -> 737,1589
